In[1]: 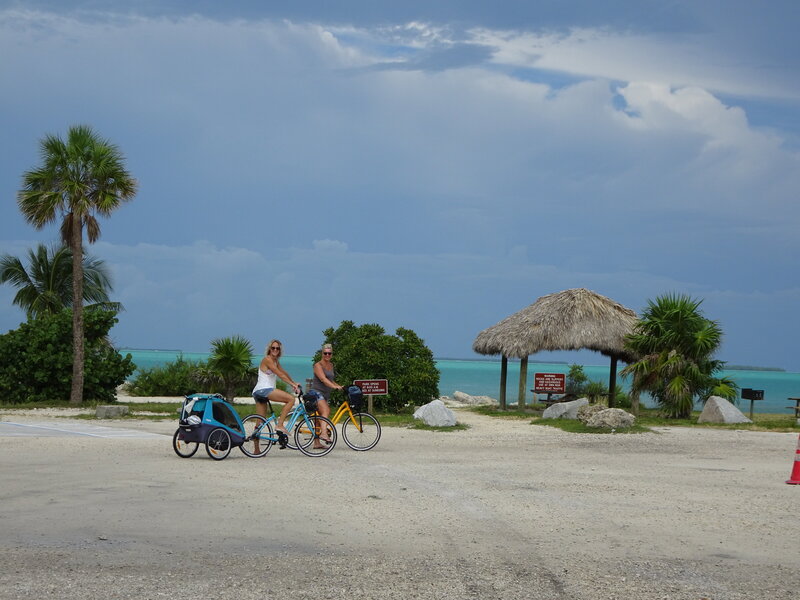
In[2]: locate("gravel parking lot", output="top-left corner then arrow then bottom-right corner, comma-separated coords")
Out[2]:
1,408 -> 799,599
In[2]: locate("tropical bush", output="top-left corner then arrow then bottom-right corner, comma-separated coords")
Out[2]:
126,355 -> 208,397
194,335 -> 257,401
0,308 -> 134,404
127,337 -> 262,399
621,293 -> 737,418
564,364 -> 631,408
319,321 -> 439,412
565,364 -> 589,396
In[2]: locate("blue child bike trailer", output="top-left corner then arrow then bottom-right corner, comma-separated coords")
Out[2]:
172,393 -> 247,460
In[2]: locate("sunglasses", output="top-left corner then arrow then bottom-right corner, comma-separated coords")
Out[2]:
323,351 -> 332,355
270,346 -> 281,351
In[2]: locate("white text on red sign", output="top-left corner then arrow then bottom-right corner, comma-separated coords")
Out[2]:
353,379 -> 389,395
533,373 -> 566,393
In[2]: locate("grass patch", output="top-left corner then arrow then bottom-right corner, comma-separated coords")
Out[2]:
0,400 -> 86,410
410,422 -> 470,432
472,405 -> 540,419
468,405 -> 798,433
635,409 -> 798,432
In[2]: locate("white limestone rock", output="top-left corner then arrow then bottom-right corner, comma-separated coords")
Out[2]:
413,399 -> 457,427
542,397 -> 589,419
586,408 -> 636,429
577,403 -> 607,425
452,391 -> 497,405
697,396 -> 752,424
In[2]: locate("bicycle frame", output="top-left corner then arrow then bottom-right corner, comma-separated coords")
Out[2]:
304,389 -> 381,451
251,388 -> 334,453
255,399 -> 312,443
330,400 -> 368,431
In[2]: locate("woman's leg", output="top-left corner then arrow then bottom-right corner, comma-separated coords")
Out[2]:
315,398 -> 331,444
267,389 -> 295,432
252,399 -> 267,453
254,400 -> 267,418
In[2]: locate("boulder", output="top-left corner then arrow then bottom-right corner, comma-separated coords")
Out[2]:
95,405 -> 129,419
452,391 -> 497,405
697,396 -> 752,424
577,403 -> 607,425
542,397 -> 589,419
586,408 -> 636,429
413,399 -> 457,427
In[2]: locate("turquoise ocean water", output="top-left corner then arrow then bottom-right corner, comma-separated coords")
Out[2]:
121,349 -> 800,415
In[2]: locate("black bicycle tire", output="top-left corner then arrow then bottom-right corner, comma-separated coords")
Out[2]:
341,412 -> 381,451
205,427 -> 232,460
240,414 -> 273,457
296,415 -> 337,457
172,428 -> 199,458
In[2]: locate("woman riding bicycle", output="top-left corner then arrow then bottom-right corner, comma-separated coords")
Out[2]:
252,339 -> 301,436
309,343 -> 341,447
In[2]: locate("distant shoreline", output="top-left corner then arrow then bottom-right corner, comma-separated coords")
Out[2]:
118,348 -> 788,372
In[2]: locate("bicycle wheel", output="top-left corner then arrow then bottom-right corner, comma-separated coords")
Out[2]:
341,412 -> 381,451
290,414 -> 316,450
172,428 -> 199,458
295,415 -> 337,457
206,427 -> 232,460
240,414 -> 273,458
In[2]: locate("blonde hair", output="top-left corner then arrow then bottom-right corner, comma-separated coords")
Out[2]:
321,343 -> 333,353
265,339 -> 283,357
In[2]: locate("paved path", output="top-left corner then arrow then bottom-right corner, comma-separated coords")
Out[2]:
0,420 -> 167,438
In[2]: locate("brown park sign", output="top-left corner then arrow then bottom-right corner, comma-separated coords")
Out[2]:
533,373 -> 566,394
353,379 -> 389,395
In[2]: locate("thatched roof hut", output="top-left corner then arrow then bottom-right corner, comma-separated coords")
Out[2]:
472,288 -> 638,408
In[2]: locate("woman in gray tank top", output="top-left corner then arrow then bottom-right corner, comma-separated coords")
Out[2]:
310,344 -> 343,447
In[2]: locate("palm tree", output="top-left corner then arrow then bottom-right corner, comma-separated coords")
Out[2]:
198,336 -> 256,402
0,243 -> 119,319
621,293 -> 736,418
17,125 -> 136,404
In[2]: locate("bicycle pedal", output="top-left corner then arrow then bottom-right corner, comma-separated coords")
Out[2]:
277,431 -> 288,449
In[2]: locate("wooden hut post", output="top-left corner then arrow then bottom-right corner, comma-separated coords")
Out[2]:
518,356 -> 528,408
608,356 -> 617,408
499,355 -> 508,410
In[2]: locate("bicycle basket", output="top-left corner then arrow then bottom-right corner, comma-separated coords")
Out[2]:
345,385 -> 364,410
303,390 -> 321,412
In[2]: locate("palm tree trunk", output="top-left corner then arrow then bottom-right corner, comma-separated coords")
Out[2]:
70,218 -> 84,405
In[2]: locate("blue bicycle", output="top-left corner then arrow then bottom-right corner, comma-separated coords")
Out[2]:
241,386 -> 337,457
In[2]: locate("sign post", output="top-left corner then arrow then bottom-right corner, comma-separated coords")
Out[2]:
353,379 -> 389,413
741,388 -> 764,419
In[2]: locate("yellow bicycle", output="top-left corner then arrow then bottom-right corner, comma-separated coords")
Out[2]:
308,386 -> 381,451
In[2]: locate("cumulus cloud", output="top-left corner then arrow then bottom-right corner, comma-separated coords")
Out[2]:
312,239 -> 348,252
468,26 -> 800,100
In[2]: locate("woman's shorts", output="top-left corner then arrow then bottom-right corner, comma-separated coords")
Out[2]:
253,388 -> 274,403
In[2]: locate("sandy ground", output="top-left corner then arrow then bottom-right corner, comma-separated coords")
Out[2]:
1,404 -> 799,600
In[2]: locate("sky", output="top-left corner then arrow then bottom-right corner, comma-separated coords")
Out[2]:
1,1 -> 799,370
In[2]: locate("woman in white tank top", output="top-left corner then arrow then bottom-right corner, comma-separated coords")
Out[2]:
252,339 -> 301,434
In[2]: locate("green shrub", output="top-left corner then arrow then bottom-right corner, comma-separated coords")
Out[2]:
0,308 -> 134,404
566,364 -> 589,396
126,355 -> 207,397
127,349 -> 262,398
319,321 -> 439,412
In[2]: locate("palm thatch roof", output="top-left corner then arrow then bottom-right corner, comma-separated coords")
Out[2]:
472,288 -> 638,362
